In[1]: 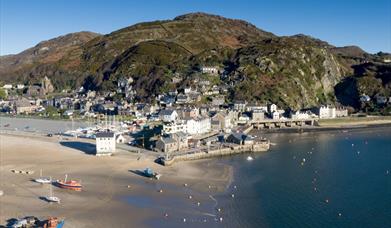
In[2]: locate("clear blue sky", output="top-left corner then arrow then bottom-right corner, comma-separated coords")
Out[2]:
1,0 -> 390,55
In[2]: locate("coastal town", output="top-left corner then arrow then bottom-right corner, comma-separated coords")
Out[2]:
1,66 -> 390,164
0,1 -> 390,226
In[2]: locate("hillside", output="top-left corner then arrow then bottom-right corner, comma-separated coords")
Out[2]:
0,13 -> 390,110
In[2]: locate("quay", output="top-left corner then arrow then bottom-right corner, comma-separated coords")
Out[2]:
161,140 -> 270,166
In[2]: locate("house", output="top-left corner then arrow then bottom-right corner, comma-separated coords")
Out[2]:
226,133 -> 254,145
171,132 -> 189,150
182,107 -> 199,119
246,104 -> 268,112
171,76 -> 182,83
251,110 -> 265,121
185,117 -> 211,135
2,84 -> 12,89
95,131 -> 116,156
335,108 -> 348,117
184,87 -> 192,94
159,109 -> 178,122
212,96 -> 225,106
315,105 -> 336,119
290,110 -> 310,120
155,132 -> 189,153
360,94 -> 371,102
16,84 -> 25,90
115,134 -> 126,144
211,112 -> 233,132
176,94 -> 190,104
201,66 -> 219,75
238,113 -> 251,123
163,121 -> 187,134
14,98 -> 36,114
156,137 -> 178,153
268,104 -> 277,114
272,111 -> 280,120
375,95 -> 387,104
233,100 -> 247,111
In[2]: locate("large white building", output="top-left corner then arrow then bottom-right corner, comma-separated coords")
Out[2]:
95,132 -> 116,156
185,117 -> 211,135
317,105 -> 336,119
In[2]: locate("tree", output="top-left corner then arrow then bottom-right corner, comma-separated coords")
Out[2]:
0,88 -> 7,100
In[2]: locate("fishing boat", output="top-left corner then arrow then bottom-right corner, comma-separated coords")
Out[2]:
43,217 -> 65,228
46,182 -> 60,203
35,169 -> 52,184
55,174 -> 82,191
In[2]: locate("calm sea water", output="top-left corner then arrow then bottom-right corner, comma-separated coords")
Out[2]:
215,127 -> 391,228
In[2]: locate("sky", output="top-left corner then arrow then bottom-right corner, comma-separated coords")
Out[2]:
1,0 -> 390,55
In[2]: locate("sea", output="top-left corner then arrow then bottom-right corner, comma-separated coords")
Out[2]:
212,127 -> 391,228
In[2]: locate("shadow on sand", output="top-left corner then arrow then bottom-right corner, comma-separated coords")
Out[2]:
39,196 -> 51,203
60,141 -> 96,155
129,169 -> 148,178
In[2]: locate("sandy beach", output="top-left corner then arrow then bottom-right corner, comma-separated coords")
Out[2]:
0,133 -> 232,227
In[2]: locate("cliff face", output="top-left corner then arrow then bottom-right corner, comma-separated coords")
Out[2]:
227,36 -> 348,109
0,13 -> 389,109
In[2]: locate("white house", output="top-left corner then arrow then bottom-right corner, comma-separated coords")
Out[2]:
201,66 -> 219,75
272,111 -> 280,120
317,105 -> 336,119
2,84 -> 12,89
159,109 -> 178,122
16,84 -> 25,90
291,111 -> 310,120
96,131 -> 116,156
185,117 -> 211,135
163,121 -> 187,134
268,104 -> 277,114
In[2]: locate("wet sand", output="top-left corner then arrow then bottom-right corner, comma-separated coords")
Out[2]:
0,133 -> 232,227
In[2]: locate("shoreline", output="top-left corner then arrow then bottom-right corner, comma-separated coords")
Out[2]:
0,133 -> 233,227
251,121 -> 391,135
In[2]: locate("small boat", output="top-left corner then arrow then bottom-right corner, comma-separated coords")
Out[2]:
46,182 -> 60,203
247,156 -> 254,161
35,178 -> 52,184
43,217 -> 65,228
144,168 -> 154,177
144,168 -> 161,179
35,169 -> 52,184
55,174 -> 82,191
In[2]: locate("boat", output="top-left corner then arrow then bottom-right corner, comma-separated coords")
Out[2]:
43,217 -> 65,228
55,174 -> 82,191
247,156 -> 254,161
143,168 -> 161,179
144,168 -> 154,178
46,182 -> 61,203
35,169 -> 52,184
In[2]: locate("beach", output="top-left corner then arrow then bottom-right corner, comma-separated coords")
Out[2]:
0,133 -> 232,227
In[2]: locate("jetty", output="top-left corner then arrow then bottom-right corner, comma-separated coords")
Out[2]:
161,140 -> 270,166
